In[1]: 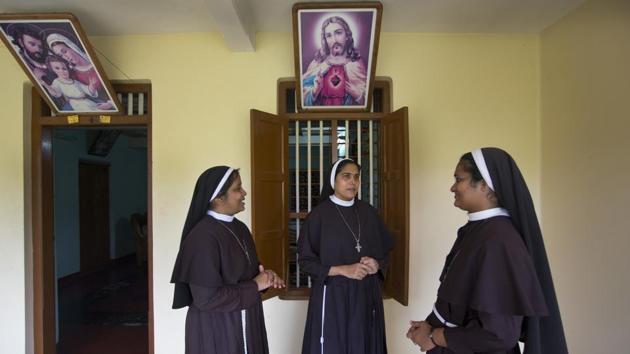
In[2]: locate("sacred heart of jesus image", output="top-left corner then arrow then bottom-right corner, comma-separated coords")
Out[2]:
321,65 -> 347,106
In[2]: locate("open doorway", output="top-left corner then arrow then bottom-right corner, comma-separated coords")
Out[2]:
53,127 -> 148,354
30,82 -> 153,354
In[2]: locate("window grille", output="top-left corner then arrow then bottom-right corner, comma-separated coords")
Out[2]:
287,119 -> 380,290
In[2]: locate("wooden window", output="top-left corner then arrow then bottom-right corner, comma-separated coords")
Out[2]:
251,78 -> 409,305
250,111 -> 288,300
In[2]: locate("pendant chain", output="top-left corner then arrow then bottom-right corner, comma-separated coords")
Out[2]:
334,204 -> 362,253
218,222 -> 252,264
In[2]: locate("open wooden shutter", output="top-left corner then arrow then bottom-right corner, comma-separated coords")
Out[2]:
380,107 -> 410,306
250,109 -> 288,300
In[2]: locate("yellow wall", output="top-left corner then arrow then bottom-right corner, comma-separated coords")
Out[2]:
0,44 -> 29,353
0,32 -> 541,353
541,0 -> 630,353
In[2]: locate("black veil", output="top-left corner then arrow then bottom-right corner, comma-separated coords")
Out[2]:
170,166 -> 232,309
478,147 -> 568,354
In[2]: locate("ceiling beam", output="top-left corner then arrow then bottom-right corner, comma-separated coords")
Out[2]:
205,0 -> 255,52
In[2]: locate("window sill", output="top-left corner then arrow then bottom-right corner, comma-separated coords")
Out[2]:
278,288 -> 311,300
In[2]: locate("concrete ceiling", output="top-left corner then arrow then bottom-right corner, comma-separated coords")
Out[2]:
0,0 -> 587,51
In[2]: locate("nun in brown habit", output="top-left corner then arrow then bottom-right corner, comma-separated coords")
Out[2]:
407,148 -> 568,354
171,166 -> 285,354
298,158 -> 394,354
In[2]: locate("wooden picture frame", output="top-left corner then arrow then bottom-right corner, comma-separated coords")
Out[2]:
0,13 -> 122,115
292,1 -> 382,112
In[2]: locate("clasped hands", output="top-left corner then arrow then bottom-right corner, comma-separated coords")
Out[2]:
330,256 -> 379,280
254,265 -> 286,291
407,320 -> 445,352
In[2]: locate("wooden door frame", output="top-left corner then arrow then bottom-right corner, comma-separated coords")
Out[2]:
30,82 -> 153,354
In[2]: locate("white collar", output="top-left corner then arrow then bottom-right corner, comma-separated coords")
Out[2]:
207,210 -> 234,222
468,207 -> 510,221
329,194 -> 355,207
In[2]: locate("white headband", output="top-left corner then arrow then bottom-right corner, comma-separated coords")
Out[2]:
330,158 -> 352,188
471,149 -> 494,191
210,167 -> 234,202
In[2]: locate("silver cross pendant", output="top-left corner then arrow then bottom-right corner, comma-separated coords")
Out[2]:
355,242 -> 362,253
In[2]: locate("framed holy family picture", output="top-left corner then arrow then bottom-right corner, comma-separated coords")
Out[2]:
0,13 -> 122,115
292,1 -> 382,112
